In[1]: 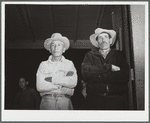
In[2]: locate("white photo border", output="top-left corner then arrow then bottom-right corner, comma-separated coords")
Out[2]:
1,1 -> 149,122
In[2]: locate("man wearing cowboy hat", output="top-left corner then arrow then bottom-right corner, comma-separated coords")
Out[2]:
81,28 -> 129,110
36,33 -> 77,110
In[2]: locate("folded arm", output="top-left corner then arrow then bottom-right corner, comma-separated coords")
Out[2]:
82,52 -> 129,84
81,53 -> 112,82
52,62 -> 78,88
101,60 -> 129,84
36,62 -> 59,93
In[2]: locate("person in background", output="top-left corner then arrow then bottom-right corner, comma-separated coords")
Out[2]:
36,33 -> 77,110
81,28 -> 130,110
13,77 -> 41,110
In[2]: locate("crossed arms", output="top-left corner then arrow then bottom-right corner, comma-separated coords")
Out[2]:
81,52 -> 129,84
36,61 -> 77,93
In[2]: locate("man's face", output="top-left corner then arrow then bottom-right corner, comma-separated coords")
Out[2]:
50,40 -> 65,57
97,33 -> 111,50
19,78 -> 27,89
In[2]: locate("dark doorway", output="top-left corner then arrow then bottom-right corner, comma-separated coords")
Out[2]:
5,48 -> 90,109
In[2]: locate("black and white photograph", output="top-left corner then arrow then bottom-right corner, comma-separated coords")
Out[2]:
1,1 -> 149,122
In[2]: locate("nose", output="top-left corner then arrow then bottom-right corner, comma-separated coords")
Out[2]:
101,37 -> 105,42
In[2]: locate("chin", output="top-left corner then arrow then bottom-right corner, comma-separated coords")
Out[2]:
53,53 -> 60,55
54,54 -> 62,57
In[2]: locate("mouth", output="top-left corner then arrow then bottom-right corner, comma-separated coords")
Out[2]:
54,51 -> 59,53
101,42 -> 107,44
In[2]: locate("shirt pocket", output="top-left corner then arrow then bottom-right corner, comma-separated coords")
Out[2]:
43,65 -> 54,77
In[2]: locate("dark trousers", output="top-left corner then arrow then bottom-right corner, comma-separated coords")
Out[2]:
84,93 -> 129,110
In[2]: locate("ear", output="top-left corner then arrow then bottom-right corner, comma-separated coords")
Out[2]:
62,48 -> 66,53
110,39 -> 112,45
49,49 -> 52,53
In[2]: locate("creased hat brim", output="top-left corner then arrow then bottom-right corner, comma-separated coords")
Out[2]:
90,28 -> 116,48
44,35 -> 70,51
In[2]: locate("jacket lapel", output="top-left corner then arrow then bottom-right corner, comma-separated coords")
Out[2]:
105,49 -> 116,61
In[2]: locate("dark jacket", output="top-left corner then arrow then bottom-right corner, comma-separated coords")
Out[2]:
13,87 -> 41,109
81,49 -> 130,94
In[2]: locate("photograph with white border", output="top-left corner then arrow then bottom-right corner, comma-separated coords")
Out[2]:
1,1 -> 149,122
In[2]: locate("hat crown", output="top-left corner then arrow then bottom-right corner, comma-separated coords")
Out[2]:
51,33 -> 62,38
95,28 -> 102,34
44,33 -> 70,51
90,28 -> 116,48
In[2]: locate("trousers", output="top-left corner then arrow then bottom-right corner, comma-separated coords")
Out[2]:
40,94 -> 73,110
84,93 -> 129,110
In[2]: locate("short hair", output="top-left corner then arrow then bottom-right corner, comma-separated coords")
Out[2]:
96,32 -> 111,41
19,75 -> 28,82
19,77 -> 26,81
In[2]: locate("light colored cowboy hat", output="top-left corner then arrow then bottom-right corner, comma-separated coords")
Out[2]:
90,28 -> 116,48
44,33 -> 70,51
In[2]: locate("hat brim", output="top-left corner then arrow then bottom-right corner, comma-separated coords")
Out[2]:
44,37 -> 70,51
90,29 -> 116,48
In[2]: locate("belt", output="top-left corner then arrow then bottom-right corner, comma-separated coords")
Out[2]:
43,94 -> 70,98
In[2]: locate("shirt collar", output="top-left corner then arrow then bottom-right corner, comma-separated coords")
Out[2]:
48,55 -> 66,63
99,48 -> 111,55
99,49 -> 111,59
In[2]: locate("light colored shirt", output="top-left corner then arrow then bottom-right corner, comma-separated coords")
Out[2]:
36,55 -> 78,97
99,48 -> 111,59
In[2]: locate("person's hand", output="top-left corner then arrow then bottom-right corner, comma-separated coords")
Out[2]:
81,80 -> 87,98
81,80 -> 86,89
61,87 -> 71,95
55,85 -> 62,89
82,87 -> 87,98
60,87 -> 74,96
66,71 -> 74,76
45,77 -> 52,82
112,65 -> 120,71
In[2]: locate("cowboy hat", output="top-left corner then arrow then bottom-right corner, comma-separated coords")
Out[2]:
44,33 -> 70,51
90,28 -> 116,48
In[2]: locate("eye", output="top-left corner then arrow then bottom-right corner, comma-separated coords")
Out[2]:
98,36 -> 102,40
105,35 -> 109,38
51,44 -> 55,47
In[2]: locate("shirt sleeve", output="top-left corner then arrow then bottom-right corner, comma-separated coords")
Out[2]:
36,62 -> 59,92
52,61 -> 78,89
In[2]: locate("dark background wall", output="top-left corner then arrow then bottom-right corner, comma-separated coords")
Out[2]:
5,49 -> 90,110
